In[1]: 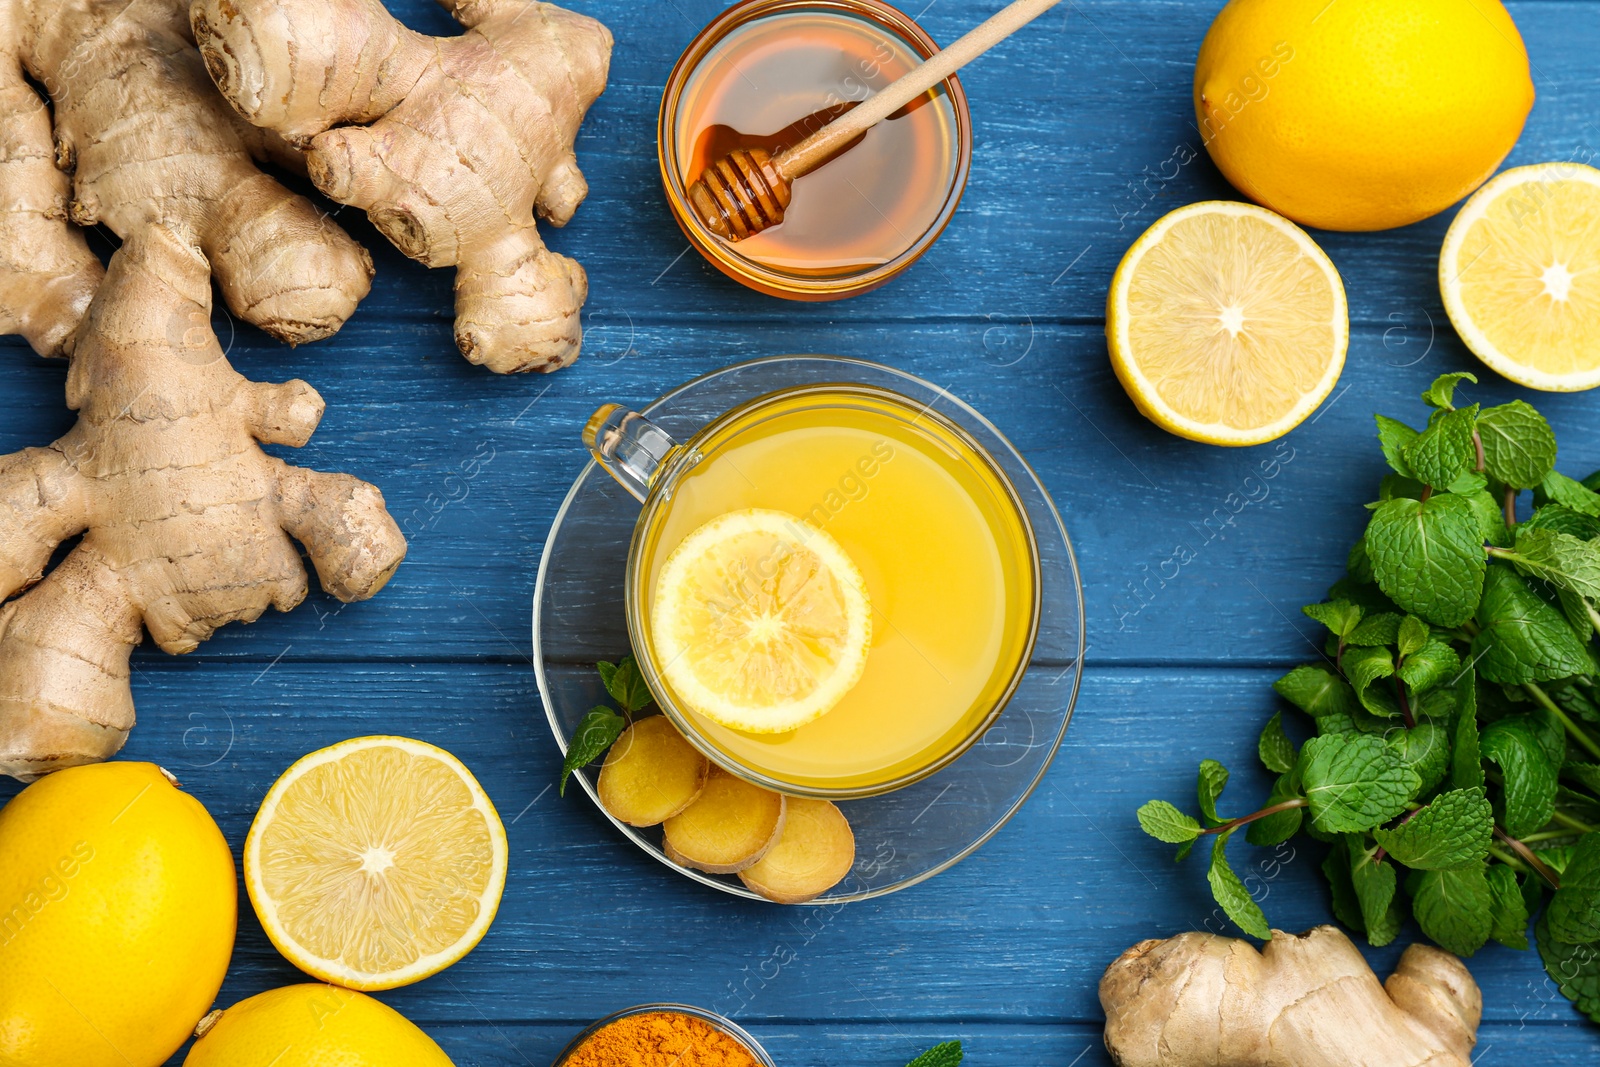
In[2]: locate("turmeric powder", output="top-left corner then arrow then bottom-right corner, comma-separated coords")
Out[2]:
561,1010 -> 765,1067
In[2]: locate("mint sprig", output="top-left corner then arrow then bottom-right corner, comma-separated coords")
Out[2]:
559,655 -> 655,795
1135,374 -> 1600,1027
905,1041 -> 963,1067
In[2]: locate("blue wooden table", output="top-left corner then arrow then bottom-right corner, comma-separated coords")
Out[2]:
5,0 -> 1600,1062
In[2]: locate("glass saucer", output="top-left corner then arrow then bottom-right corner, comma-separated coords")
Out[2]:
533,356 -> 1083,903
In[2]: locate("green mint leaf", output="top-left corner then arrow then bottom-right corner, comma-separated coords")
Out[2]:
1321,838 -> 1366,933
905,1041 -> 963,1067
1481,716 -> 1559,838
1539,926 -> 1600,1023
1347,611 -> 1403,647
1347,538 -> 1377,584
1258,712 -> 1298,774
1303,600 -> 1363,638
1537,912 -> 1600,1023
1446,469 -> 1489,496
1408,864 -> 1493,957
1207,830 -> 1271,940
1245,772 -> 1305,846
1365,494 -> 1487,628
1136,799 -> 1202,844
1197,759 -> 1229,825
1375,415 -> 1421,479
1398,640 -> 1462,695
559,707 -> 626,796
1507,527 -> 1600,601
1390,721 -> 1451,796
1524,502 -> 1600,542
1452,674 -> 1485,790
1472,565 -> 1595,684
1563,761 -> 1600,795
1542,471 -> 1600,518
1303,734 -> 1421,833
1421,372 -> 1478,411
1377,474 -> 1426,504
1373,787 -> 1493,869
1397,615 -> 1432,658
1527,706 -> 1570,770
1402,405 -> 1479,489
1548,834 -> 1600,944
1477,400 -> 1557,489
1343,646 -> 1400,718
1487,863 -> 1530,949
1348,838 -> 1400,947
600,655 -> 654,714
1465,489 -> 1512,547
1274,665 -> 1361,719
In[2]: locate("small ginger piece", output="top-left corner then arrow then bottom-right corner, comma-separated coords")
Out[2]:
1100,925 -> 1481,1067
0,0 -> 373,351
191,0 -> 613,374
598,716 -> 709,827
0,225 -> 406,782
739,797 -> 855,904
662,770 -> 786,874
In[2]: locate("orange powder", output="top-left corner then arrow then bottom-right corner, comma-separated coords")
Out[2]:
563,1011 -> 763,1067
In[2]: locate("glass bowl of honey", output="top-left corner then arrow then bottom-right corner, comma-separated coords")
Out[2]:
534,356 -> 1084,904
658,0 -> 973,299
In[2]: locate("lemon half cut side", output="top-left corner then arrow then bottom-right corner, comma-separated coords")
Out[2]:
245,736 -> 508,991
1108,201 -> 1349,446
652,508 -> 872,734
1441,163 -> 1600,392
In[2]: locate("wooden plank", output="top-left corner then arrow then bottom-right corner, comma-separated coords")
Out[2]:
2,664 -> 1592,1038
7,322 -> 1597,668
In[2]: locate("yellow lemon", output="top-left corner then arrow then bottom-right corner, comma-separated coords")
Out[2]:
1442,163 -> 1600,391
184,984 -> 455,1066
0,762 -> 237,1067
652,508 -> 872,734
1107,201 -> 1348,446
1196,0 -> 1534,231
245,737 -> 507,991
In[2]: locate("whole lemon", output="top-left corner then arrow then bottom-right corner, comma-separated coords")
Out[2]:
185,985 -> 456,1066
0,762 -> 236,1067
1195,0 -> 1535,231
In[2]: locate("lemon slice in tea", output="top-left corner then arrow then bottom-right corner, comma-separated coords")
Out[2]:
1107,201 -> 1349,446
652,508 -> 871,734
245,736 -> 508,991
1441,163 -> 1600,392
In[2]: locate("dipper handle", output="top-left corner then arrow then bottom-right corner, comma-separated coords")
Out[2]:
688,0 -> 1063,241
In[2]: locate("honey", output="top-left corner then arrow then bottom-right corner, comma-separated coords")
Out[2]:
661,0 -> 972,298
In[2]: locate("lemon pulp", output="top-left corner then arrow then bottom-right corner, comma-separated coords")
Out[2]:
1108,201 -> 1349,445
1442,163 -> 1600,392
245,736 -> 507,990
652,508 -> 871,734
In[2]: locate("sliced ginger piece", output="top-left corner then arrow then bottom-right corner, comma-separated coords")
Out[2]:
597,715 -> 709,827
662,769 -> 786,874
739,797 -> 856,904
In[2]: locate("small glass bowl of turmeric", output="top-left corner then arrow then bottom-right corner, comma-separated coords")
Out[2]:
552,1004 -> 776,1067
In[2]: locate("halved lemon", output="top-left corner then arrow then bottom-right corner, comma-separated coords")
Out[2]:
1107,201 -> 1349,446
245,736 -> 508,991
651,508 -> 871,734
1441,163 -> 1600,392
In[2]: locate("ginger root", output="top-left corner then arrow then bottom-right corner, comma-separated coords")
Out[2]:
739,797 -> 855,905
663,770 -> 786,874
191,0 -> 613,374
1100,925 -> 1481,1067
0,225 -> 406,782
598,716 -> 709,827
0,0 -> 373,352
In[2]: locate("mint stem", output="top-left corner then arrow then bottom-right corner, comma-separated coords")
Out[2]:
1587,601 -> 1600,640
1200,798 -> 1308,836
1523,681 -> 1600,761
1503,484 -> 1518,529
1494,825 -> 1562,890
1394,675 -> 1415,729
1472,429 -> 1486,473
1551,809 -> 1598,835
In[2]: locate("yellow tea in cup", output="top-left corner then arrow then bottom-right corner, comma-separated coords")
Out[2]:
609,384 -> 1039,797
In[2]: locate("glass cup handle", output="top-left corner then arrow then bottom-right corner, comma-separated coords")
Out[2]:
584,404 -> 679,503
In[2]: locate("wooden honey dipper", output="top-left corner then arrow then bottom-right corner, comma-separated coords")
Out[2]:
688,0 -> 1064,241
